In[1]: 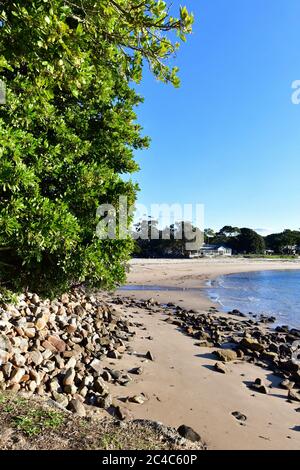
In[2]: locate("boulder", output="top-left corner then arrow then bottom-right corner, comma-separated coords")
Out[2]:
214,349 -> 237,362
240,337 -> 265,353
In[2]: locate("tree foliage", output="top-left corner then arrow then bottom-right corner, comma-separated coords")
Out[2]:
133,219 -> 203,258
0,0 -> 193,296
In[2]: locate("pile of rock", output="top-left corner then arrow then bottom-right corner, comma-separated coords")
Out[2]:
0,290 -> 135,415
118,296 -> 300,393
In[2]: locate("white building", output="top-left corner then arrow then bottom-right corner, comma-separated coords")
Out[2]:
199,244 -> 232,257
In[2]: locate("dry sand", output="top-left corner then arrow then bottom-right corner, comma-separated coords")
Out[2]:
110,258 -> 300,450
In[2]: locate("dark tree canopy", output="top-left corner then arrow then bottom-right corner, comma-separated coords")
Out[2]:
0,1 -> 193,297
234,228 -> 265,254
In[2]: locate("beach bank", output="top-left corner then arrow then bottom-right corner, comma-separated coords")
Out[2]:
110,258 -> 300,450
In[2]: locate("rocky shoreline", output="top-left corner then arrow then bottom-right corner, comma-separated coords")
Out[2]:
0,287 -> 299,448
0,289 -> 149,419
120,296 -> 300,401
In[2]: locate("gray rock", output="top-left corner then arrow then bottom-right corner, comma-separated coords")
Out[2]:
177,425 -> 201,442
94,378 -> 109,395
53,391 -> 69,408
96,394 -> 112,408
69,398 -> 86,416
29,350 -> 43,366
90,358 -> 103,375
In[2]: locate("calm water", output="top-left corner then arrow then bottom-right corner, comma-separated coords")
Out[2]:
206,270 -> 300,328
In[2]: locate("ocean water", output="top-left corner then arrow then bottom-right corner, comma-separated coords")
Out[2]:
206,269 -> 300,328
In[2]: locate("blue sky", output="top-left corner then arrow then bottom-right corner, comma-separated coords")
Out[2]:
129,0 -> 300,234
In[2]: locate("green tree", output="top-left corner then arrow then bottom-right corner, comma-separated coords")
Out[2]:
235,228 -> 265,254
0,1 -> 193,297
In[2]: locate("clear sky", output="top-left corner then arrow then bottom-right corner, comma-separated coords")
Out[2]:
130,0 -> 300,234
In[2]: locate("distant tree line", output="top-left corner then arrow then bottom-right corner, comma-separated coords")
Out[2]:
133,222 -> 300,257
132,219 -> 203,257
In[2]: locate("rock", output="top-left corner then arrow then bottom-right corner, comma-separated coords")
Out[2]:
288,389 -> 300,402
114,405 -> 132,421
117,374 -> 132,386
102,370 -> 112,382
65,356 -> 77,369
262,351 -> 278,361
61,293 -> 69,305
10,368 -> 26,384
12,353 -> 26,368
110,370 -> 122,380
196,340 -> 214,348
43,336 -> 66,353
64,384 -> 77,395
177,425 -> 201,442
31,293 -> 40,304
0,349 -> 10,364
28,350 -> 43,366
214,362 -> 226,374
53,391 -> 69,408
63,368 -> 75,386
23,327 -> 36,339
129,367 -> 143,375
240,337 -> 265,352
69,398 -> 86,416
278,360 -> 299,374
254,377 -> 263,386
214,349 -> 237,362
90,358 -> 103,375
129,395 -> 146,404
94,378 -> 109,396
30,370 -> 41,386
232,411 -> 247,421
280,379 -> 295,390
145,351 -> 155,361
96,394 -> 112,408
251,379 -> 268,394
0,334 -> 12,353
107,350 -> 121,359
35,317 -> 47,331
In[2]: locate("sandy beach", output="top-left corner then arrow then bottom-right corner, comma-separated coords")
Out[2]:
110,258 -> 300,450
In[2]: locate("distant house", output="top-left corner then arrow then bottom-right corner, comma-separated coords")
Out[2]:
187,244 -> 232,258
282,245 -> 298,255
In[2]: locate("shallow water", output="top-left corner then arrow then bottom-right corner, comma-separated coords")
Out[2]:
206,269 -> 300,328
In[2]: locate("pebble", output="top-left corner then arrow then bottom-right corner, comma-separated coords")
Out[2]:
232,411 -> 247,421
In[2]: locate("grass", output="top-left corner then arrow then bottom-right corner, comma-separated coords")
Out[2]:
0,392 -> 64,437
0,392 -> 201,450
12,409 -> 64,436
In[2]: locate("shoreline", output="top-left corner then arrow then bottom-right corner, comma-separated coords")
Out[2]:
111,258 -> 300,450
123,257 -> 300,317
